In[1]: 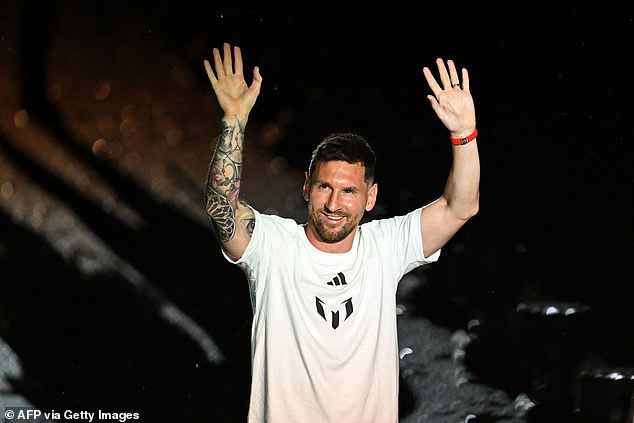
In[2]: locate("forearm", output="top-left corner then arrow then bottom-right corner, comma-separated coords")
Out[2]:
442,140 -> 480,220
204,116 -> 246,241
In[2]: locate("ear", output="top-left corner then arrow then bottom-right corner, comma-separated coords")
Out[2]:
365,183 -> 378,211
302,172 -> 311,201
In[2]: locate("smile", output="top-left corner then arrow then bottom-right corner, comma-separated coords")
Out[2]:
322,213 -> 345,222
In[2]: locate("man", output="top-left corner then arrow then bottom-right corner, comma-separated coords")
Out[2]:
203,43 -> 479,423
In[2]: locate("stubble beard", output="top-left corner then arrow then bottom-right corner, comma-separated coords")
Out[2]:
309,206 -> 359,243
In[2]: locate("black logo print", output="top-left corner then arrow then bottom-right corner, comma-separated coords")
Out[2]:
327,272 -> 346,286
315,297 -> 354,329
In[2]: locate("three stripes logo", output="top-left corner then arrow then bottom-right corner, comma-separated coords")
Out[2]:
327,272 -> 346,286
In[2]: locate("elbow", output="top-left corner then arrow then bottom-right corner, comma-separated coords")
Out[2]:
454,193 -> 479,222
466,202 -> 479,220
467,194 -> 480,219
443,193 -> 480,222
458,205 -> 478,222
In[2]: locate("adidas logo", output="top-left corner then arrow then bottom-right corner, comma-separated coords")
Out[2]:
327,272 -> 346,286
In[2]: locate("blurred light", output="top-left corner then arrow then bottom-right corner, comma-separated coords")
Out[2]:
13,109 -> 28,128
0,339 -> 23,389
467,319 -> 481,331
514,393 -> 536,412
453,349 -> 466,362
121,104 -> 136,119
151,175 -> 167,193
399,347 -> 413,359
1,182 -> 14,199
451,329 -> 471,349
174,191 -> 189,206
269,156 -> 288,175
455,376 -> 468,387
75,171 -> 90,189
120,118 -> 137,137
102,196 -> 116,213
260,122 -> 281,148
160,304 -> 224,364
517,302 -> 591,316
92,138 -> 108,156
94,80 -> 111,101
606,372 -> 624,380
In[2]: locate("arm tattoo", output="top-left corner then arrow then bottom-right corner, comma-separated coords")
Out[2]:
205,119 -> 245,241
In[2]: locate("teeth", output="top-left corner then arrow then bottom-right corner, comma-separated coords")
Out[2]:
326,215 -> 343,220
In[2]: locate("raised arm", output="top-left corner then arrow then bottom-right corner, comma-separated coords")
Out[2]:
419,58 -> 480,258
204,43 -> 262,260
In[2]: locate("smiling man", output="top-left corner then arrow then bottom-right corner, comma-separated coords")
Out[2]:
203,43 -> 480,423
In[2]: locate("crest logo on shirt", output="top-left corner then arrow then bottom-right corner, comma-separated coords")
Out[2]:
315,297 -> 353,329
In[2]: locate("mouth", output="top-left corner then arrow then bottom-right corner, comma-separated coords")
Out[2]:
321,212 -> 346,223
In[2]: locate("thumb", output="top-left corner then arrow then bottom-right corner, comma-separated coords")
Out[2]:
250,66 -> 263,93
427,95 -> 444,117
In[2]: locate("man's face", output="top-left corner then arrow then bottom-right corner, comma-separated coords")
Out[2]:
303,160 -> 377,247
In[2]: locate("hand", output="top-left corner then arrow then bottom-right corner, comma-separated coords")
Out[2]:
204,43 -> 262,121
423,58 -> 476,137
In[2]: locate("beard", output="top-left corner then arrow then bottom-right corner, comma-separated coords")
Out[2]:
309,207 -> 361,243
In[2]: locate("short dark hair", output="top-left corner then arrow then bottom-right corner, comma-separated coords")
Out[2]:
308,132 -> 376,184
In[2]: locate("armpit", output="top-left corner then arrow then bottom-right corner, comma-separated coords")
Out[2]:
236,201 -> 256,238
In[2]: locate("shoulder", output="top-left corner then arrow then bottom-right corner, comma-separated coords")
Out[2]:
253,209 -> 303,237
360,208 -> 423,234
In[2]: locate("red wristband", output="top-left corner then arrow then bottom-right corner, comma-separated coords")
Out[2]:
449,128 -> 478,145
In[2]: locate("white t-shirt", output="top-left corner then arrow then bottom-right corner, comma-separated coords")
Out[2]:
224,207 -> 440,423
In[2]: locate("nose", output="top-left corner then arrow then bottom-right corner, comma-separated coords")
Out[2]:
325,191 -> 341,212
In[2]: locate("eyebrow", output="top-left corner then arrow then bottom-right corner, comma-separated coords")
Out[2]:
315,180 -> 360,192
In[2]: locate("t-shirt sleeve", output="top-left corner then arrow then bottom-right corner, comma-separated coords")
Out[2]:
220,207 -> 299,304
221,207 -> 267,288
368,206 -> 441,279
402,206 -> 441,274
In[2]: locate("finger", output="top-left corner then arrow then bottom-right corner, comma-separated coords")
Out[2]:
213,47 -> 225,78
436,58 -> 452,90
250,66 -> 263,94
462,68 -> 470,93
447,60 -> 460,87
426,94 -> 446,120
203,59 -> 218,85
234,46 -> 244,76
223,42 -> 233,75
423,66 -> 442,97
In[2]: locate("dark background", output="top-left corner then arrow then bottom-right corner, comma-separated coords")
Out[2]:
0,1 -> 632,422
